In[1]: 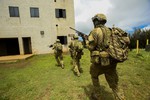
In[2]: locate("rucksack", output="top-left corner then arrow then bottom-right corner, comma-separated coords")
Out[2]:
56,43 -> 62,51
106,27 -> 130,62
73,40 -> 83,59
74,41 -> 83,52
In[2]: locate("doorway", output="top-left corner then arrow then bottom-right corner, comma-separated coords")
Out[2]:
22,37 -> 32,54
0,38 -> 20,56
57,36 -> 67,45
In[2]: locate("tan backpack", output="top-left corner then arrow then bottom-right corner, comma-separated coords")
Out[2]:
56,43 -> 62,51
106,27 -> 130,62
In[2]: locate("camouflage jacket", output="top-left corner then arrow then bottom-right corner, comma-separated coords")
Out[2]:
87,25 -> 111,52
53,42 -> 63,54
69,40 -> 83,59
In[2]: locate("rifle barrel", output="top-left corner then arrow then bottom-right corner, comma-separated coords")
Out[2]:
70,27 -> 84,34
69,27 -> 79,32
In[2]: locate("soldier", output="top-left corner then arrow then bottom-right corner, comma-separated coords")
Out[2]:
52,39 -> 64,69
87,14 -> 125,100
69,35 -> 83,77
68,36 -> 75,60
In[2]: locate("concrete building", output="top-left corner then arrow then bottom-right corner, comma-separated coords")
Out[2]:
0,0 -> 75,56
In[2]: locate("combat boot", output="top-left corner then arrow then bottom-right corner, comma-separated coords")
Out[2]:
91,87 -> 102,100
56,59 -> 61,66
79,68 -> 83,73
91,92 -> 102,100
78,64 -> 83,73
61,64 -> 64,69
73,68 -> 80,77
60,61 -> 64,69
73,65 -> 80,77
112,88 -> 125,100
77,72 -> 80,77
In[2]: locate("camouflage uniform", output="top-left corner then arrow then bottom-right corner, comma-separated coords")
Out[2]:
53,39 -> 64,69
69,36 -> 75,59
87,14 -> 125,100
69,36 -> 83,77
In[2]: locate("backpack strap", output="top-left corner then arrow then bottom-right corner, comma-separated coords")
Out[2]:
93,27 -> 104,52
98,26 -> 110,51
100,27 -> 106,49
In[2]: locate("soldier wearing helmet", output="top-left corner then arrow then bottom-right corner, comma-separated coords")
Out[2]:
73,35 -> 79,39
87,14 -> 125,100
56,39 -> 60,42
69,35 -> 79,59
69,35 -> 83,77
92,14 -> 107,28
52,39 -> 64,69
69,35 -> 76,59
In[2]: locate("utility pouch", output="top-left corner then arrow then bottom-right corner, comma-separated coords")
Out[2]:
91,51 -> 100,64
99,51 -> 110,66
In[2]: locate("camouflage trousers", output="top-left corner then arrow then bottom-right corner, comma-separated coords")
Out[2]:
69,49 -> 74,59
55,53 -> 64,69
72,58 -> 82,77
90,62 -> 125,100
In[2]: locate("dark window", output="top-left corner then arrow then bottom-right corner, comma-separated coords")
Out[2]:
54,0 -> 56,2
30,7 -> 39,17
9,6 -> 19,17
55,9 -> 66,18
57,36 -> 67,45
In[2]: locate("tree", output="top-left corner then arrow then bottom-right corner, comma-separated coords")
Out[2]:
129,28 -> 150,49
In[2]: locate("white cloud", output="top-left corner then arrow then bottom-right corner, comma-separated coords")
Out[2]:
74,0 -> 150,34
74,0 -> 111,18
143,25 -> 150,30
74,0 -> 113,34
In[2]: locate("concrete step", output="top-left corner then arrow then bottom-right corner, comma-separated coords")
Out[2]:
0,54 -> 33,64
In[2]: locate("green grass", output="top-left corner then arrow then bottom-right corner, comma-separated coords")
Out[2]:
0,49 -> 150,100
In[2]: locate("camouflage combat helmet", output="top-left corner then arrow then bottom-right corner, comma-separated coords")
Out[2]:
92,13 -> 107,24
73,35 -> 79,39
56,39 -> 60,42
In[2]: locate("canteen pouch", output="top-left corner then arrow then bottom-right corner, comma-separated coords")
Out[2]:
91,51 -> 100,64
99,51 -> 110,66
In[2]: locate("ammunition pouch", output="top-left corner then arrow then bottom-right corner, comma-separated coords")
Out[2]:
99,51 -> 110,66
91,51 -> 100,64
91,51 -> 110,66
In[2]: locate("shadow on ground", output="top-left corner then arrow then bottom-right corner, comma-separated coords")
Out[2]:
82,84 -> 114,100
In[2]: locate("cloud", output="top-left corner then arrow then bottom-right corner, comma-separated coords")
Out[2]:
107,0 -> 150,31
74,0 -> 113,34
142,25 -> 150,30
74,0 -> 150,34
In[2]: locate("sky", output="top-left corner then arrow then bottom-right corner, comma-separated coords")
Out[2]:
74,0 -> 150,34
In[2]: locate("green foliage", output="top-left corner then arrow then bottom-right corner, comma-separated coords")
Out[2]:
0,49 -> 150,100
129,28 -> 150,49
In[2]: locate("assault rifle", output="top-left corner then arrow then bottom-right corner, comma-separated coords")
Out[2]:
69,27 -> 88,47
